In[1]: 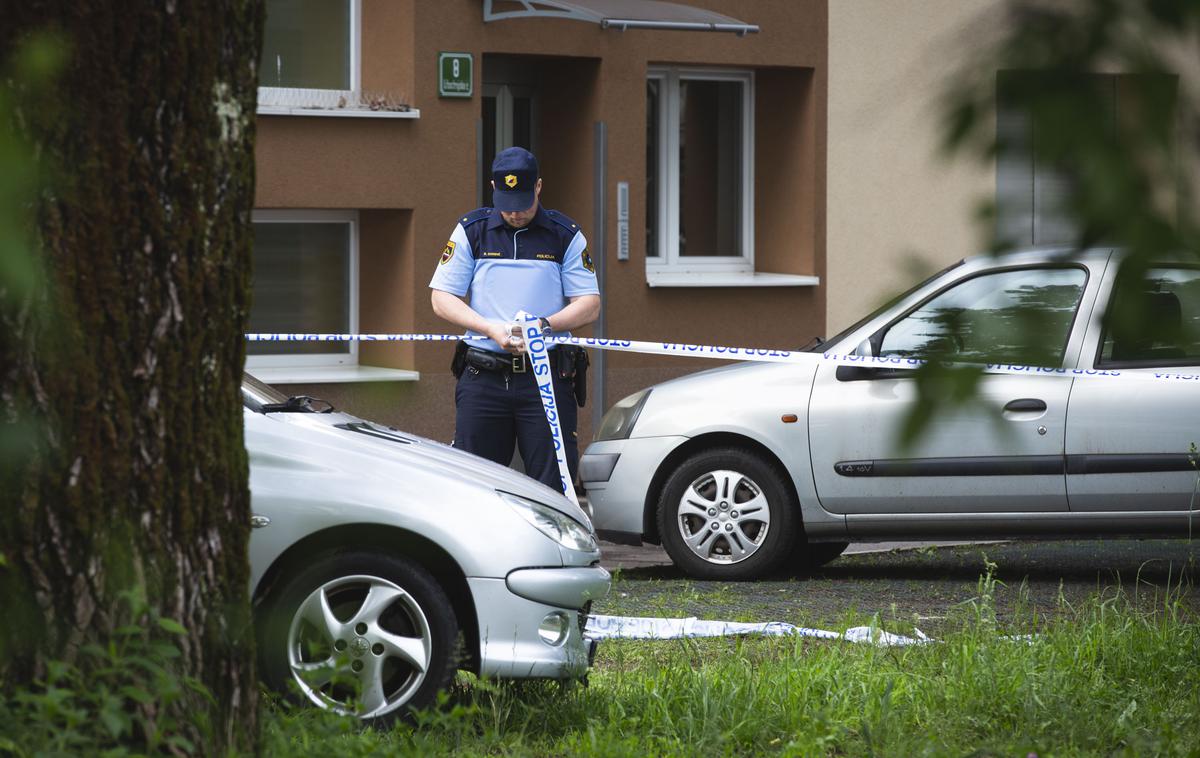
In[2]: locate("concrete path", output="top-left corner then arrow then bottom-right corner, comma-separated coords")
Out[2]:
598,540 -> 1005,571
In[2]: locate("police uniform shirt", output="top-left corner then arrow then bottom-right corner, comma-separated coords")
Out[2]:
429,206 -> 599,353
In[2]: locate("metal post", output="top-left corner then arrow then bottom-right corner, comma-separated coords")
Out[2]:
592,121 -> 607,431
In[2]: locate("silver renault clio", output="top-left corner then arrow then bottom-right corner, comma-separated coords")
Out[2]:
582,248 -> 1200,580
243,374 -> 609,722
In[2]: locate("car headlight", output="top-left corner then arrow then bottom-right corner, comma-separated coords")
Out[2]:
594,388 -> 651,441
498,491 -> 597,552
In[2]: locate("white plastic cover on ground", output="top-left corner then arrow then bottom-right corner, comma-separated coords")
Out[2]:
584,613 -> 930,647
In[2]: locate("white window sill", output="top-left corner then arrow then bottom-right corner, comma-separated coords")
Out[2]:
256,105 -> 420,119
246,365 -> 420,384
646,271 -> 820,288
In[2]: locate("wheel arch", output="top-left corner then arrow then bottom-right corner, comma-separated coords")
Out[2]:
641,432 -> 802,545
252,524 -> 481,674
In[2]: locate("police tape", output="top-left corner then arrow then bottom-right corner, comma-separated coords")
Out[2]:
582,613 -> 930,646
244,332 -> 1200,384
516,312 -> 578,508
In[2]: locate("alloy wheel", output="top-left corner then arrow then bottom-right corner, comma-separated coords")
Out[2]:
286,574 -> 433,719
675,469 -> 772,564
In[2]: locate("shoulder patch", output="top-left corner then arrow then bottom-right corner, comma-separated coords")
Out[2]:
439,240 -> 456,265
461,207 -> 492,226
581,248 -> 595,273
544,209 -> 581,233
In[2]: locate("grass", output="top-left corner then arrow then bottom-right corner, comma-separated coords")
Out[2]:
262,580 -> 1200,757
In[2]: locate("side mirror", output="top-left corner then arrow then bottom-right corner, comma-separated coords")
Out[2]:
853,339 -> 875,358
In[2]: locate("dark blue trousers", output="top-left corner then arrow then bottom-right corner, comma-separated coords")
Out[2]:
453,361 -> 579,492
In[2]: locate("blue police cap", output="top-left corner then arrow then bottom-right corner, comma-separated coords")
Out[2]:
492,147 -> 539,212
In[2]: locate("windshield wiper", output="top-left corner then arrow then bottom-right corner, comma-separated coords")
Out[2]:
259,395 -> 335,414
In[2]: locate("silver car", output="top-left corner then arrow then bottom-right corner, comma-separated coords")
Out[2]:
243,375 -> 609,722
582,249 -> 1200,580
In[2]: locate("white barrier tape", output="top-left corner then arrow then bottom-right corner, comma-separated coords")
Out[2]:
516,311 -> 578,507
582,613 -> 930,647
244,333 -> 1200,385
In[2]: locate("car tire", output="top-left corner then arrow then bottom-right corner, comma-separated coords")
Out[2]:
657,447 -> 798,580
797,540 -> 849,570
258,551 -> 458,724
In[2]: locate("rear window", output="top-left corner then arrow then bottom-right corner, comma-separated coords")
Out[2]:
1099,266 -> 1200,367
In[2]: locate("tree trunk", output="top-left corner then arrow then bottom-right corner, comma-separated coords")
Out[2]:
0,2 -> 262,753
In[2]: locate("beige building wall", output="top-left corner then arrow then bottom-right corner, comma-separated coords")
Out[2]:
826,1 -> 996,335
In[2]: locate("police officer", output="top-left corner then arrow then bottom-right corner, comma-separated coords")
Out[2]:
429,147 -> 600,492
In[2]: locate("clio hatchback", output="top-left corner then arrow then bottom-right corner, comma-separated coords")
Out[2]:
581,249 -> 1200,580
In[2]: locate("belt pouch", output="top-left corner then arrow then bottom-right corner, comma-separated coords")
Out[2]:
569,347 -> 589,407
451,341 -> 468,378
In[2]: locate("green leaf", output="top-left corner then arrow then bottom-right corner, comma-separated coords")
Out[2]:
166,734 -> 196,753
119,685 -> 154,705
99,702 -> 130,738
156,617 -> 187,635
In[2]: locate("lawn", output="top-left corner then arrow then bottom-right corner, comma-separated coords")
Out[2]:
264,569 -> 1200,757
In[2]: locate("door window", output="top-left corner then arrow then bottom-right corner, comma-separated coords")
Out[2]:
1099,266 -> 1200,367
878,267 -> 1087,365
481,84 -> 535,206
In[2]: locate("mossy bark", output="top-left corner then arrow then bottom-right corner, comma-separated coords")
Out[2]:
0,2 -> 263,753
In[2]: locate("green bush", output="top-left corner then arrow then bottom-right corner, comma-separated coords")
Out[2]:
0,590 -> 211,757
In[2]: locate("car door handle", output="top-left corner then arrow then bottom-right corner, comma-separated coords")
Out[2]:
1003,398 -> 1047,412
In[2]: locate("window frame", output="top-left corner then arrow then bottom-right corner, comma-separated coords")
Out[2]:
646,66 -> 755,275
246,209 -> 360,371
257,0 -> 361,108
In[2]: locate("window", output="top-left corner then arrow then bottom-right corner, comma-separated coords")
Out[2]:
878,267 -> 1087,365
259,0 -> 360,108
646,68 -> 753,274
1099,267 -> 1200,367
246,210 -> 358,369
996,72 -> 1177,247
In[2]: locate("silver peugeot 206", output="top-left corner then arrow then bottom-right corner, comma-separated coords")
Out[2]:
582,248 -> 1200,580
243,374 -> 609,723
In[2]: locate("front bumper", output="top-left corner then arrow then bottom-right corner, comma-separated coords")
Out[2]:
581,436 -> 686,534
468,563 -> 610,680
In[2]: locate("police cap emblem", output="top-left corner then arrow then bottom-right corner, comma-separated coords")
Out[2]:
504,174 -> 518,188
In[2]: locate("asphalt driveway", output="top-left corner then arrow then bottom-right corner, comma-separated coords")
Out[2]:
593,539 -> 1200,632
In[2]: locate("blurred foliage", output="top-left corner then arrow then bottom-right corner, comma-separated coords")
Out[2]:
899,0 -> 1200,445
0,33 -> 63,302
0,589 -> 211,757
0,34 -> 65,467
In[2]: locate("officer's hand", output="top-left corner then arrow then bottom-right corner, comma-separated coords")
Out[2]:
486,321 -> 525,355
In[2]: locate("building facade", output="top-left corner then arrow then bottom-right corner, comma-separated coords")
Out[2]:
252,0 -> 1198,448
252,0 -> 829,444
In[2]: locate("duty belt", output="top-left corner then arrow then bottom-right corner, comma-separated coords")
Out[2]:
465,346 -> 554,374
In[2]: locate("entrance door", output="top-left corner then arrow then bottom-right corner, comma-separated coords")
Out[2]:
481,84 -> 537,206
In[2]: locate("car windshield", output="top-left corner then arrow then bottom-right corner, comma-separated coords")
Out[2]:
242,373 -> 289,410
817,259 -> 966,352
